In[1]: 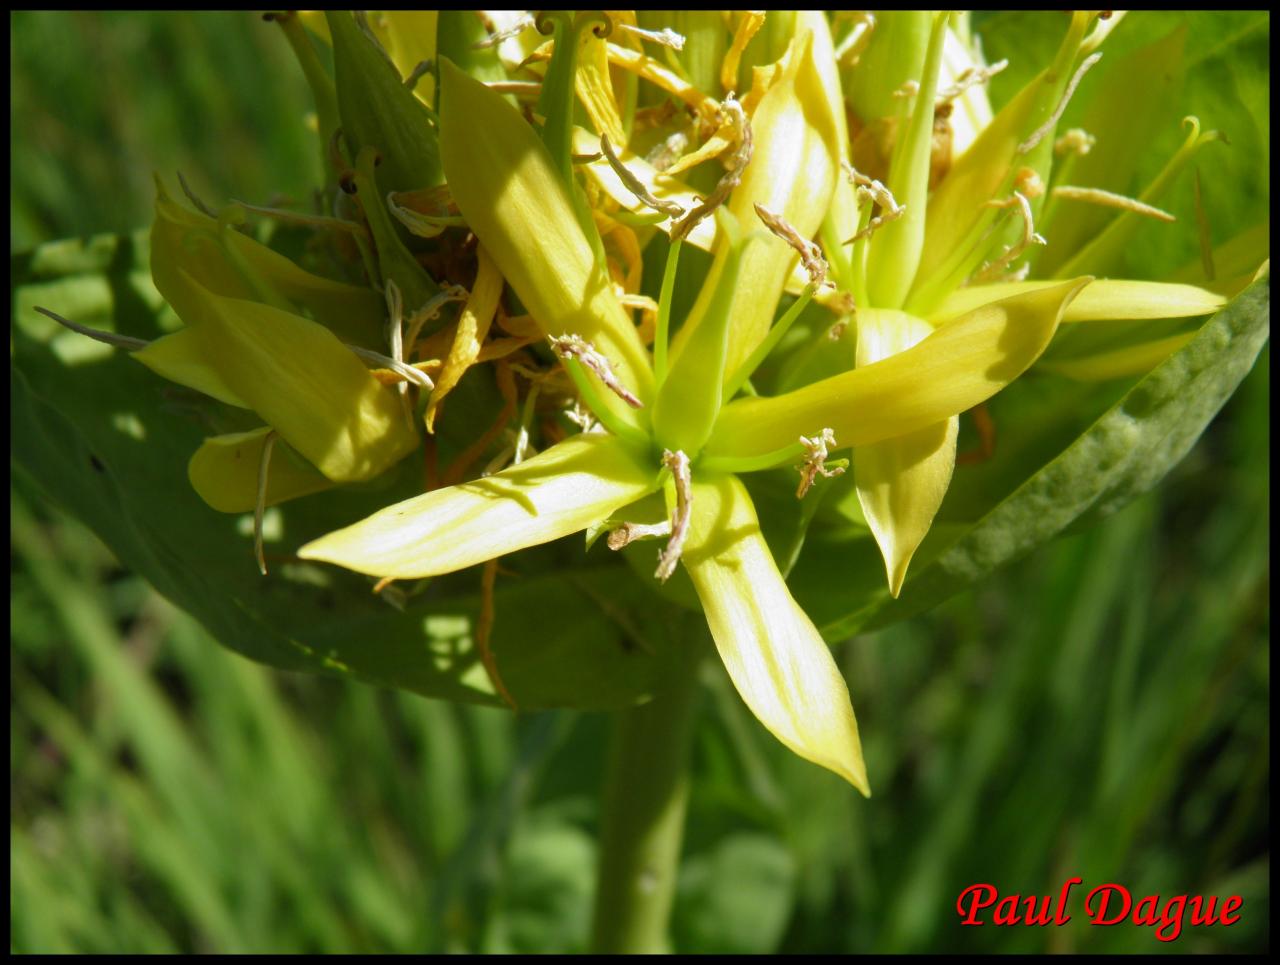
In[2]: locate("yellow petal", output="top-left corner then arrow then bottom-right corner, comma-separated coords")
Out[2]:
380,11 -> 439,107
934,279 -> 1225,323
706,278 -> 1090,462
684,474 -> 869,794
424,245 -> 503,432
439,58 -> 653,419
576,28 -> 626,148
141,272 -> 417,482
188,427 -> 334,513
133,327 -> 247,408
299,434 -> 659,579
151,184 -> 385,348
854,311 -> 958,597
672,27 -> 840,377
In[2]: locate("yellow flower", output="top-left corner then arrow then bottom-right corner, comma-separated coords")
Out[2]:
298,49 -> 1096,794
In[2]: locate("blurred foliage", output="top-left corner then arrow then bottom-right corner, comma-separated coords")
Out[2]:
10,10 -> 1269,953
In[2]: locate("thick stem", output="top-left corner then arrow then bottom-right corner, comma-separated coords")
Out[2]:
590,645 -> 703,953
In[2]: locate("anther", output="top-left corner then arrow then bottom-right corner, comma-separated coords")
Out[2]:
842,163 -> 906,244
1013,167 -> 1045,200
754,203 -> 830,289
600,133 -> 685,220
472,12 -> 534,49
548,334 -> 644,408
655,450 -> 692,582
974,191 -> 1047,282
1050,186 -> 1175,222
1054,128 -> 1096,157
607,520 -> 672,551
796,428 -> 844,499
936,59 -> 1008,105
615,23 -> 685,50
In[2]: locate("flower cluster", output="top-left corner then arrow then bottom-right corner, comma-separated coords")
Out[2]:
39,11 -> 1258,793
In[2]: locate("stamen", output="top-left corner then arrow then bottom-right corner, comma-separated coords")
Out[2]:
384,280 -> 415,422
1018,52 -> 1103,155
655,450 -> 692,582
404,285 -> 469,352
1051,185 -> 1175,222
33,307 -> 149,351
177,170 -> 218,218
599,133 -> 685,219
671,97 -> 752,242
753,203 -> 829,289
233,198 -> 369,235
841,163 -> 906,244
403,59 -> 433,91
973,191 -> 1047,283
607,520 -> 672,550
346,344 -> 435,389
472,12 -> 534,49
615,22 -> 684,50
1054,127 -> 1096,157
1013,166 -> 1046,200
893,80 -> 920,99
833,12 -> 875,69
254,430 -> 277,576
936,59 -> 1008,105
796,428 -> 844,499
548,334 -> 643,408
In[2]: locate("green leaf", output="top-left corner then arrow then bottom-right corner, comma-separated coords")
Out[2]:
784,269 -> 1269,637
11,231 -> 680,711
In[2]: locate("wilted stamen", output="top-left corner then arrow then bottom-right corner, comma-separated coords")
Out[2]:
754,202 -> 829,289
796,428 -> 844,499
974,191 -> 1047,282
615,22 -> 685,50
599,133 -> 685,219
672,98 -> 752,242
254,430 -> 277,576
404,285 -> 469,352
1051,186 -> 1176,222
842,163 -> 905,244
549,334 -> 643,409
347,345 -> 435,389
936,59 -> 1009,105
472,12 -> 534,49
655,450 -> 692,582
606,520 -> 672,550
1054,127 -> 1096,157
893,79 -> 920,100
33,307 -> 149,351
1018,52 -> 1103,155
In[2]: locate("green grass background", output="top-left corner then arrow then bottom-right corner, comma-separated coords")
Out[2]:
10,11 -> 1270,953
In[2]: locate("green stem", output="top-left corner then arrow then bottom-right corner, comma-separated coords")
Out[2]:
590,643 -> 703,953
